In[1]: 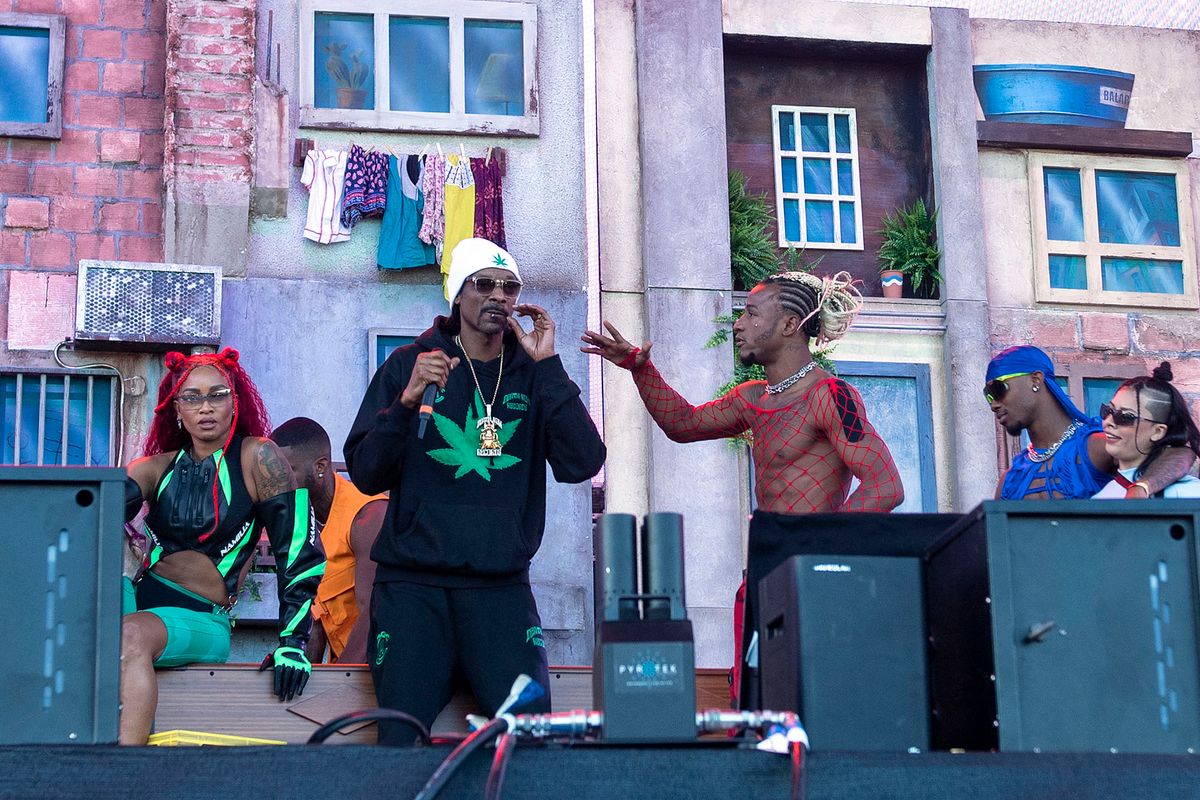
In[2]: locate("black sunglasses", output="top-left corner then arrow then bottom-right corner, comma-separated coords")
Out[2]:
983,372 -> 1032,404
469,276 -> 522,297
1099,402 -> 1161,428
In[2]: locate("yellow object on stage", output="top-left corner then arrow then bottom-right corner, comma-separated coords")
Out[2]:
147,729 -> 287,746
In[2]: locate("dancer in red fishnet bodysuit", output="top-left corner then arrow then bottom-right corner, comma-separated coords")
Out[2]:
582,271 -> 903,513
583,270 -> 904,708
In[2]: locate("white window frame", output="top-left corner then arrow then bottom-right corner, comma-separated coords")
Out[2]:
771,104 -> 864,251
1028,151 -> 1197,309
368,326 -> 425,379
299,0 -> 538,136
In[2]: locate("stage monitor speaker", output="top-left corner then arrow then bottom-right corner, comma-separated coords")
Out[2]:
928,500 -> 1200,754
758,554 -> 929,751
0,467 -> 125,745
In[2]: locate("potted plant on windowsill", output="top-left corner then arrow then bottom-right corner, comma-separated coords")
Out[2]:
324,42 -> 369,109
877,198 -> 942,300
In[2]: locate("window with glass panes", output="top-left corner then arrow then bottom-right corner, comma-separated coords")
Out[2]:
1029,152 -> 1197,309
300,0 -> 537,135
772,106 -> 863,250
0,13 -> 65,139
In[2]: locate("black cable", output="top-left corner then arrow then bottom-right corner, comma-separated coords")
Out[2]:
484,731 -> 516,800
413,717 -> 508,800
306,709 -> 432,746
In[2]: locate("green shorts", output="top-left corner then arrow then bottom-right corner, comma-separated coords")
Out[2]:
123,574 -> 232,668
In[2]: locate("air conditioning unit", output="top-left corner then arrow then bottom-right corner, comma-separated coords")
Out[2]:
74,260 -> 221,351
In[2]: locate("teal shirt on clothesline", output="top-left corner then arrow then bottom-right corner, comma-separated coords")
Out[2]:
378,154 -> 436,270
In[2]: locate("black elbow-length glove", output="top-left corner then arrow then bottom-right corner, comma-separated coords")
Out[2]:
255,488 -> 325,701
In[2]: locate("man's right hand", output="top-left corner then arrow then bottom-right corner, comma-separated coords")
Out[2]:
581,321 -> 652,369
400,349 -> 461,409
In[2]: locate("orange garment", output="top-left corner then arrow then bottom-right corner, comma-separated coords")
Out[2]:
311,475 -> 385,661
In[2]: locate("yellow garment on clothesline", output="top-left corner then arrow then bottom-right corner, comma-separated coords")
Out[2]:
441,153 -> 477,298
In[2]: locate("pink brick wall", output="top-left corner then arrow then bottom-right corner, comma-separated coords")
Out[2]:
989,307 -> 1200,413
6,270 -> 76,350
0,0 -> 166,271
164,0 -> 255,187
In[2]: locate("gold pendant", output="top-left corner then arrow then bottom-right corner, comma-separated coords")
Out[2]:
476,406 -> 503,457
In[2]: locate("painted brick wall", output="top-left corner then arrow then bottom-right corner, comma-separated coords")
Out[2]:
0,0 -> 166,271
989,307 -> 1200,437
164,0 -> 255,185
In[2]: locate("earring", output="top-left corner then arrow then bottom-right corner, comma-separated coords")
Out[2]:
1032,386 -> 1039,393
317,472 -> 324,479
176,418 -> 182,428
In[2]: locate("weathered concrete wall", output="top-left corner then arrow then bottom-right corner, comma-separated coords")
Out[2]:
974,19 -> 1200,413
634,0 -> 741,668
927,7 -> 996,510
235,0 -> 597,664
723,0 -> 932,46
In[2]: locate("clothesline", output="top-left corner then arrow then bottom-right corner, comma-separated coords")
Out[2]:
293,137 -> 507,175
299,139 -> 507,283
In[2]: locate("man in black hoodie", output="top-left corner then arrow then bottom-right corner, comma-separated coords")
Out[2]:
345,237 -> 606,744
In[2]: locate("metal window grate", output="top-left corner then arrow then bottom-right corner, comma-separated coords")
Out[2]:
75,260 -> 221,350
1,370 -> 117,466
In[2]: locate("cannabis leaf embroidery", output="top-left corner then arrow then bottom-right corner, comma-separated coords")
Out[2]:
492,253 -> 509,267
426,393 -> 522,480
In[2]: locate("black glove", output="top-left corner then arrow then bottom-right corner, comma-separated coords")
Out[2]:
259,645 -> 311,701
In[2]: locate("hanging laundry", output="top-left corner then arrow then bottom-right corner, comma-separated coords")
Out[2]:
471,156 -> 506,249
378,154 -> 435,270
418,153 -> 446,256
340,144 -> 389,229
301,148 -> 352,244
440,153 -> 476,298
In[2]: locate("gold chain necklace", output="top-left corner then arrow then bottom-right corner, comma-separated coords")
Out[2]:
456,335 -> 505,457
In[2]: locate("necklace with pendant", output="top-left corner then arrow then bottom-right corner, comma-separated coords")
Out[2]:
456,335 -> 505,458
766,360 -> 818,395
1026,420 -> 1083,464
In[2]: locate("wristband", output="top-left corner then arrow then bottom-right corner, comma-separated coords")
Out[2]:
1130,480 -> 1152,498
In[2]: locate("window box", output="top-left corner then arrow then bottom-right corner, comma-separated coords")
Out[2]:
0,12 -> 66,139
771,105 -> 864,250
298,0 -> 538,136
1028,152 -> 1197,309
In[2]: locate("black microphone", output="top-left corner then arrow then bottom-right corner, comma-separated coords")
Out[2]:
417,382 -> 437,439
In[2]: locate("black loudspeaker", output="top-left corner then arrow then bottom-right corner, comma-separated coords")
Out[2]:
759,555 -> 929,751
741,511 -> 962,714
0,467 -> 125,744
928,500 -> 1200,754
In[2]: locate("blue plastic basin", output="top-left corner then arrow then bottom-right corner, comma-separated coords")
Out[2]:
973,64 -> 1135,127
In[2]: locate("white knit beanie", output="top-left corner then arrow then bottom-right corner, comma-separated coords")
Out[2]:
444,238 -> 521,305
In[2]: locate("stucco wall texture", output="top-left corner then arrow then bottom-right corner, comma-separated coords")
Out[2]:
226,0 -> 597,663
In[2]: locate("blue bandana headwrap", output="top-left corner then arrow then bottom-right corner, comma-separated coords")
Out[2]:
986,346 -> 1091,424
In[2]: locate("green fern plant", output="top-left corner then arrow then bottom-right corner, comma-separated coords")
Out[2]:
728,170 -> 780,291
877,198 -> 942,299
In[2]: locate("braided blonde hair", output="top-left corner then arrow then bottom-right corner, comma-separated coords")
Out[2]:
761,270 -> 863,346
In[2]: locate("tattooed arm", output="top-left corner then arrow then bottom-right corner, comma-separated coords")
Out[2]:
248,436 -> 325,681
246,437 -> 297,503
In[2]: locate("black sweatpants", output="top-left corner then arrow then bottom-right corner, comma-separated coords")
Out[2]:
368,580 -> 551,745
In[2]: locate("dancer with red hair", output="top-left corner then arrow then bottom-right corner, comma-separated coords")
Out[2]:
121,348 -> 325,744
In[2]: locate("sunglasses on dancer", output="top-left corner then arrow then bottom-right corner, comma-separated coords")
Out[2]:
176,389 -> 234,408
469,276 -> 523,297
983,372 -> 1032,404
1099,402 -> 1162,428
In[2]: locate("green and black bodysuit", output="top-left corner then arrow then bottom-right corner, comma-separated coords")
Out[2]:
135,436 -> 325,646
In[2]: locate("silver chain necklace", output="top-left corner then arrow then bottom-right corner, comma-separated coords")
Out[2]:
1026,420 -> 1083,463
766,360 -> 818,395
